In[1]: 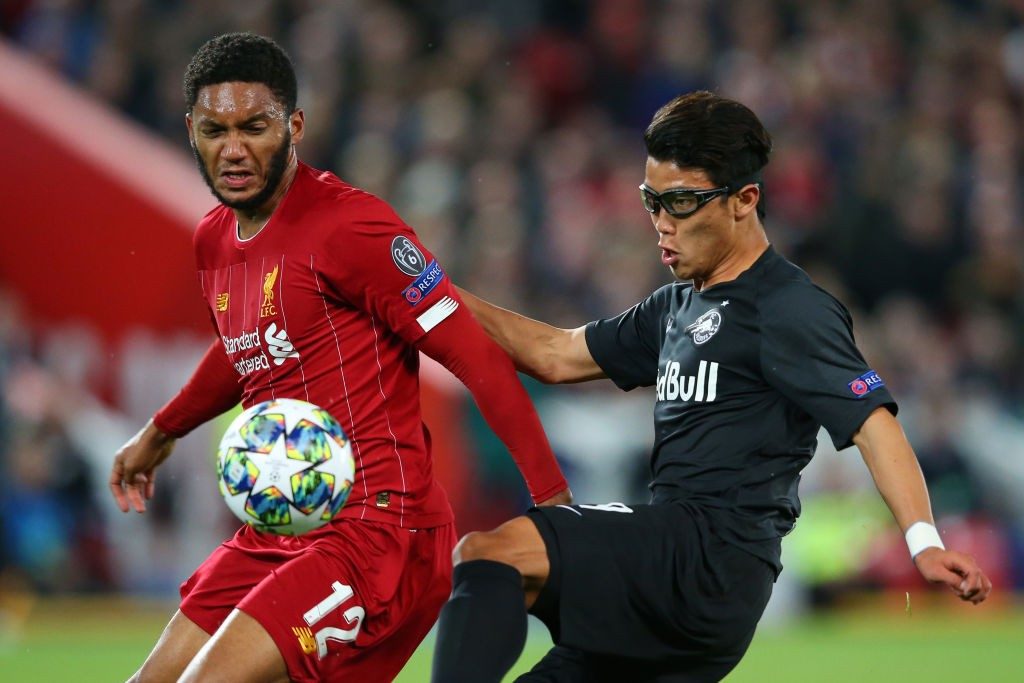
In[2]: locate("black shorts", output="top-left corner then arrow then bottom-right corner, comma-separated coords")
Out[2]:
519,502 -> 774,682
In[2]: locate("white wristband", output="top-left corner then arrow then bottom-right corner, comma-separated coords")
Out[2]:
905,522 -> 944,559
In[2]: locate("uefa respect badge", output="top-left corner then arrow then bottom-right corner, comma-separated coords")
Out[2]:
848,370 -> 885,398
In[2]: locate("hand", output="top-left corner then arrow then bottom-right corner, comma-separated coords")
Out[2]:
109,419 -> 177,513
914,547 -> 992,605
536,487 -> 573,507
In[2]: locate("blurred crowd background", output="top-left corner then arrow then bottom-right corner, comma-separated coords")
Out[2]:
1,0 -> 1023,618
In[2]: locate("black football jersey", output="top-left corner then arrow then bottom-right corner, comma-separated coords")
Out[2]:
585,246 -> 896,573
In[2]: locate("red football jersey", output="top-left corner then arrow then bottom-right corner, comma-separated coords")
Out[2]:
194,163 -> 463,529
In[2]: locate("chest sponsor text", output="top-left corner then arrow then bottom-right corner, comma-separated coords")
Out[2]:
222,323 -> 299,376
656,359 -> 719,403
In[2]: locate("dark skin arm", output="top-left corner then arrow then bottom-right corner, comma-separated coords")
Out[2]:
109,419 -> 176,513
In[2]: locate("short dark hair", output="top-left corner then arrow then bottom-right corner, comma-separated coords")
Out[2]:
644,91 -> 772,218
184,33 -> 297,113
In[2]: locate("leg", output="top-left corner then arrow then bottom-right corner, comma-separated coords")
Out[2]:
431,515 -> 551,683
192,521 -> 454,682
456,515 -> 551,605
179,609 -> 289,683
128,610 -> 210,683
158,534 -> 281,682
514,645 -> 592,683
517,646 -> 738,683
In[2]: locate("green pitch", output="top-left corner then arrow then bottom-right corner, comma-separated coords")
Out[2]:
1,597 -> 1021,681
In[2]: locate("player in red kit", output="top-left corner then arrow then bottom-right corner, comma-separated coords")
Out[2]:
108,33 -> 570,683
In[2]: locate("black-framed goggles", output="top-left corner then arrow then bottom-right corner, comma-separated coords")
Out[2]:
639,173 -> 762,219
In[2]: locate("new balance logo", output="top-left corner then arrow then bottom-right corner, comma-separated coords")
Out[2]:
292,627 -> 316,655
265,323 -> 299,366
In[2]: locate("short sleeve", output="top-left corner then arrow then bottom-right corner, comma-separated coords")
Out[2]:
760,284 -> 897,450
584,285 -> 673,391
323,193 -> 457,344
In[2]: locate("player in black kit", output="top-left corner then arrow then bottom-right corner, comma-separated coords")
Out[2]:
430,92 -> 991,683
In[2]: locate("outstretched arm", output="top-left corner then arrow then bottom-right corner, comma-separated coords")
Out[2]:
853,407 -> 991,604
152,338 -> 243,437
455,287 -> 604,384
109,339 -> 242,513
417,303 -> 571,506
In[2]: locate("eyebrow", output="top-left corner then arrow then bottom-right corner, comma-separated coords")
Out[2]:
198,113 -> 272,127
642,184 -> 720,193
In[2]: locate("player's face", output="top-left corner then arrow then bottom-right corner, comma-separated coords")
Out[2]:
643,158 -> 739,284
187,82 -> 304,213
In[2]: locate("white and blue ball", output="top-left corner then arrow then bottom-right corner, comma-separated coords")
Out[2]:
216,398 -> 354,535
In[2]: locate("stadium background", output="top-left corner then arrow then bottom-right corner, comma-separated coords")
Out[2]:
0,0 -> 1022,680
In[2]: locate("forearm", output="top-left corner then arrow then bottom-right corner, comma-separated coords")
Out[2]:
854,409 -> 935,532
864,443 -> 935,531
419,308 -> 568,503
153,339 -> 243,438
465,368 -> 568,503
456,287 -> 599,383
854,410 -> 992,602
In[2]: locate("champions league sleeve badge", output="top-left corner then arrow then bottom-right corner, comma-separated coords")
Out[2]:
388,235 -> 446,307
391,235 -> 427,276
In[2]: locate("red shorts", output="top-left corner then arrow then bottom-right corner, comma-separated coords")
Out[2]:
179,519 -> 456,682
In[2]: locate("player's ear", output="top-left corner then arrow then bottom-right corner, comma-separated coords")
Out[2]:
289,108 -> 305,144
733,183 -> 760,220
185,112 -> 196,148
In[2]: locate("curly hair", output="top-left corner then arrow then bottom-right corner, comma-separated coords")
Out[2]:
644,92 -> 772,218
184,33 -> 297,112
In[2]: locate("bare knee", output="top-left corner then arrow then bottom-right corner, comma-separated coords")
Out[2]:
451,516 -> 551,605
452,517 -> 548,577
453,530 -> 497,565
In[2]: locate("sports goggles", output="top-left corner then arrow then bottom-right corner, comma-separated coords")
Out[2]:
639,174 -> 761,219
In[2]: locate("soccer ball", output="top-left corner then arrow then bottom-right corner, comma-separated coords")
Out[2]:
216,398 -> 355,535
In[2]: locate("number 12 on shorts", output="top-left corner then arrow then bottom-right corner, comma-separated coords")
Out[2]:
299,581 -> 365,658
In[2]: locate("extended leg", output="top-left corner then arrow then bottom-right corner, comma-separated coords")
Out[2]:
128,610 -> 210,683
431,515 -> 551,683
178,608 -> 289,683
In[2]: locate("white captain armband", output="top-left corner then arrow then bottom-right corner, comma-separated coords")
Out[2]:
905,521 -> 945,559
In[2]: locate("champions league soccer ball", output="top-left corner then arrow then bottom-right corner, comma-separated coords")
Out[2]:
216,399 -> 355,535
